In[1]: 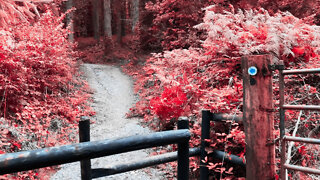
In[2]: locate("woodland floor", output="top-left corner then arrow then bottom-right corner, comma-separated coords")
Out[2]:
51,63 -> 167,180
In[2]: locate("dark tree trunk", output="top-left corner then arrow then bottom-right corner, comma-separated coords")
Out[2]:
92,0 -> 100,41
115,0 -> 125,44
66,0 -> 74,42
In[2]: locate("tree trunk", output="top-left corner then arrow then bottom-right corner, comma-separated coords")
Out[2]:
103,0 -> 112,37
66,0 -> 74,42
131,0 -> 139,32
103,0 -> 112,55
115,0 -> 123,44
92,0 -> 100,41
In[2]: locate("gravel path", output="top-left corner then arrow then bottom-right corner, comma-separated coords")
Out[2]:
51,64 -> 166,180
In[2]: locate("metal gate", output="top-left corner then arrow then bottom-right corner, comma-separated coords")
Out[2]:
279,66 -> 320,179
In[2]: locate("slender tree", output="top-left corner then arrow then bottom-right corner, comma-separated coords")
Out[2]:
92,0 -> 100,40
131,0 -> 139,32
115,0 -> 124,44
66,0 -> 74,42
103,0 -> 112,37
103,0 -> 112,54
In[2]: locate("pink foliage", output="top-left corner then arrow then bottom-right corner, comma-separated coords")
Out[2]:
0,10 -> 94,179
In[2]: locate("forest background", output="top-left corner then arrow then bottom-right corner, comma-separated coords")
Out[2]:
0,0 -> 320,179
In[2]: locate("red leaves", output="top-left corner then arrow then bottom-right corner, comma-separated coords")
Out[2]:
11,142 -> 22,150
292,46 -> 305,56
291,45 -> 317,62
298,145 -> 307,155
0,53 -> 4,61
150,86 -> 187,122
145,69 -> 155,75
309,86 -> 317,93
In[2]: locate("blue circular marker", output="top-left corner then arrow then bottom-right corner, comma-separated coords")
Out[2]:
248,66 -> 258,76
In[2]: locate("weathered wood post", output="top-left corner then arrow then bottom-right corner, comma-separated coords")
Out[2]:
79,116 -> 92,180
242,55 -> 275,179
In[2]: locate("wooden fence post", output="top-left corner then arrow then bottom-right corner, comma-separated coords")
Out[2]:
242,55 -> 275,179
178,117 -> 189,180
200,110 -> 211,180
79,116 -> 92,180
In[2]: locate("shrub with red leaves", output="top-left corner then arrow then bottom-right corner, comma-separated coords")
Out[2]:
0,9 -> 94,179
150,86 -> 187,129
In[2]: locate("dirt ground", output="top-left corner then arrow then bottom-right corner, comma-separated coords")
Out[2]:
51,64 -> 166,180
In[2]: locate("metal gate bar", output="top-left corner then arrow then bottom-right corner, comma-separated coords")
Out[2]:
283,164 -> 320,175
279,67 -> 320,180
283,136 -> 320,144
282,105 -> 320,110
282,68 -> 320,75
281,137 -> 320,176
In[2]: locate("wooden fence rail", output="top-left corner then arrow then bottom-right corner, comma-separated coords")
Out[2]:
0,117 -> 191,180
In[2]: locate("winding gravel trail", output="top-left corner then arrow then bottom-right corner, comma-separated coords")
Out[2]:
51,64 -> 165,180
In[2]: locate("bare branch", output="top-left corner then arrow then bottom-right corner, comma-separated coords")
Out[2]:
13,0 -> 53,3
286,110 -> 303,164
